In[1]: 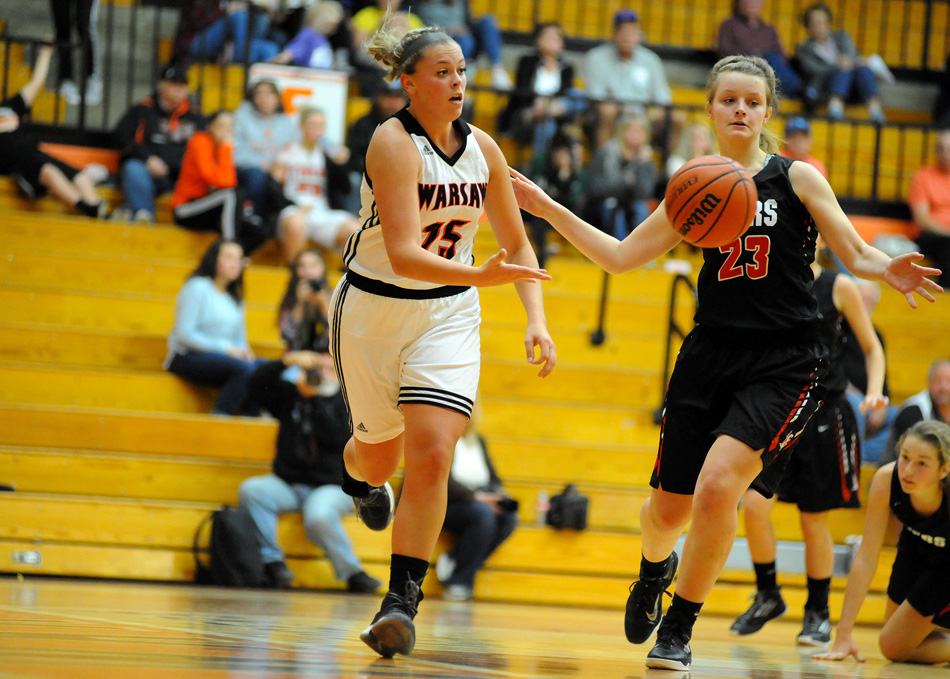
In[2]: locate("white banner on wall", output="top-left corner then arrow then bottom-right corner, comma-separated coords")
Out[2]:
247,63 -> 349,146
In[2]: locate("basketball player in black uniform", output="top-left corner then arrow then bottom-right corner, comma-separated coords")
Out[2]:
814,420 -> 950,664
731,245 -> 887,646
511,54 -> 942,671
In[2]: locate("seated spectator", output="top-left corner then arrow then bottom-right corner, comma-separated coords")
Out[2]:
278,248 -> 331,352
879,359 -> 950,466
780,117 -> 827,178
526,131 -> 585,268
415,0 -> 511,90
436,408 -> 518,601
175,0 -> 279,65
796,2 -> 886,122
0,45 -> 105,218
232,80 -> 299,217
238,351 -> 381,593
666,122 -> 715,179
344,80 -> 407,213
165,239 -> 266,416
113,63 -> 205,223
716,0 -> 804,101
350,0 -> 424,95
497,22 -> 580,159
270,1 -> 345,69
907,129 -> 950,288
272,107 -> 357,262
584,113 -> 658,239
584,9 -> 682,152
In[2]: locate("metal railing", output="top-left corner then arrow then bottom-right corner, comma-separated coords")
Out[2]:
653,273 -> 698,425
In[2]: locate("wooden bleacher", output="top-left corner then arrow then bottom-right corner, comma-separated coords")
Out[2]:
2,201 -> 945,621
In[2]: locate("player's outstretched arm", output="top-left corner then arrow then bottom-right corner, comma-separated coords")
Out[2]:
510,167 -> 680,275
792,162 -> 943,307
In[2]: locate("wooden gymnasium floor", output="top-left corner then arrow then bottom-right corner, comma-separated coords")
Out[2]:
0,577 -> 944,679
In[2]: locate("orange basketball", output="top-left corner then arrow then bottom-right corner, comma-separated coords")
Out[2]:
664,155 -> 758,248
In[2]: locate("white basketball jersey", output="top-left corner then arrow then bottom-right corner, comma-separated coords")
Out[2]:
343,109 -> 489,290
276,142 -> 329,211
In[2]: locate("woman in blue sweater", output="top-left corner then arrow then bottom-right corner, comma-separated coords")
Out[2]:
165,239 -> 265,415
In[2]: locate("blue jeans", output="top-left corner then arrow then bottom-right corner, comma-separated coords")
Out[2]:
600,198 -> 650,239
166,351 -> 266,415
239,474 -> 363,581
191,11 -> 279,63
846,392 -> 898,465
828,65 -> 879,102
237,166 -> 268,215
441,500 -> 518,588
763,51 -> 803,97
455,15 -> 503,65
119,159 -> 174,214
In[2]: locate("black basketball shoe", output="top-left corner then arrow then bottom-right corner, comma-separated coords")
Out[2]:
645,618 -> 692,671
353,482 -> 395,531
360,578 -> 422,658
796,607 -> 832,646
624,551 -> 679,644
729,588 -> 788,635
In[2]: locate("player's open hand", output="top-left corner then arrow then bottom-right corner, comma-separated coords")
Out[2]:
525,321 -> 556,378
858,393 -> 888,413
812,635 -> 864,663
476,249 -> 551,287
883,252 -> 942,308
509,167 -> 554,218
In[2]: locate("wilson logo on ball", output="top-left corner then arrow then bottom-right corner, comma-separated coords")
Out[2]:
678,194 -> 723,235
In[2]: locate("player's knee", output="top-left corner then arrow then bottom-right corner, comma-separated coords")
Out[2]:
405,442 -> 453,485
879,630 -> 912,662
694,472 -> 741,515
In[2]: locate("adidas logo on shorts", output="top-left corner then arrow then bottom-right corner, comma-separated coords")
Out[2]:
357,422 -> 369,433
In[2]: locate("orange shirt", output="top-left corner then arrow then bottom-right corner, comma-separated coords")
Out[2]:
171,131 -> 236,208
908,164 -> 950,233
780,150 -> 828,180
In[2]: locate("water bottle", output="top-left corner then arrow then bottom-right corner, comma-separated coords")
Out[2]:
535,490 -> 550,526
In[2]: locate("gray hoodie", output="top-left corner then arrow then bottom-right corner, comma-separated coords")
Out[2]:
232,100 -> 299,170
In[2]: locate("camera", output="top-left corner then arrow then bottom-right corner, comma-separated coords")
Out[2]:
305,367 -> 323,387
308,277 -> 327,293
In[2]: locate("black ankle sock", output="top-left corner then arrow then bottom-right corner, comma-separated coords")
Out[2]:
804,576 -> 831,612
341,466 -> 370,498
383,554 -> 428,611
639,553 -> 672,579
75,199 -> 101,217
753,561 -> 778,592
665,593 -> 703,633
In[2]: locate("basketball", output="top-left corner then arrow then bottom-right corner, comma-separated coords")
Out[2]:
664,155 -> 757,248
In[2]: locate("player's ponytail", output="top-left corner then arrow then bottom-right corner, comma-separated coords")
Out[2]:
706,55 -> 782,155
363,9 -> 454,83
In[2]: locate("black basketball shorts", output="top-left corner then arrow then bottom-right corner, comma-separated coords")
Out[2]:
887,548 -> 950,628
776,391 -> 862,512
651,326 -> 828,497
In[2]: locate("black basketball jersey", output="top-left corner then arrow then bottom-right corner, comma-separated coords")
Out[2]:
813,269 -> 848,395
694,155 -> 819,336
890,463 -> 950,564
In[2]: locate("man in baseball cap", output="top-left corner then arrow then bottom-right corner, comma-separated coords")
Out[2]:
781,117 -> 828,179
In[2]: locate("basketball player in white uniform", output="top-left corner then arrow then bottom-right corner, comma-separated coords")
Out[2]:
328,15 -> 556,659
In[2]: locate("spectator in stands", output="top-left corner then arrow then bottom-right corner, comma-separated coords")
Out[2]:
415,0 -> 511,90
278,248 -> 331,352
497,22 -> 580,160
665,122 -> 715,179
272,107 -> 357,262
584,112 -> 658,239
907,129 -> 950,288
0,44 -> 105,218
436,405 -> 518,601
344,80 -> 407,213
780,117 -> 827,179
238,337 -> 381,593
175,0 -> 279,65
270,1 -> 344,69
350,0 -> 425,95
51,0 -> 103,105
165,239 -> 265,416
171,111 -> 241,239
795,2 -> 886,123
584,9 -> 681,152
113,63 -> 205,223
880,359 -> 950,466
716,0 -> 805,102
232,79 -> 299,218
527,131 -> 586,268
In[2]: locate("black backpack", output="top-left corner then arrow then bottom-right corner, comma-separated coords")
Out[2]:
193,505 -> 266,587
